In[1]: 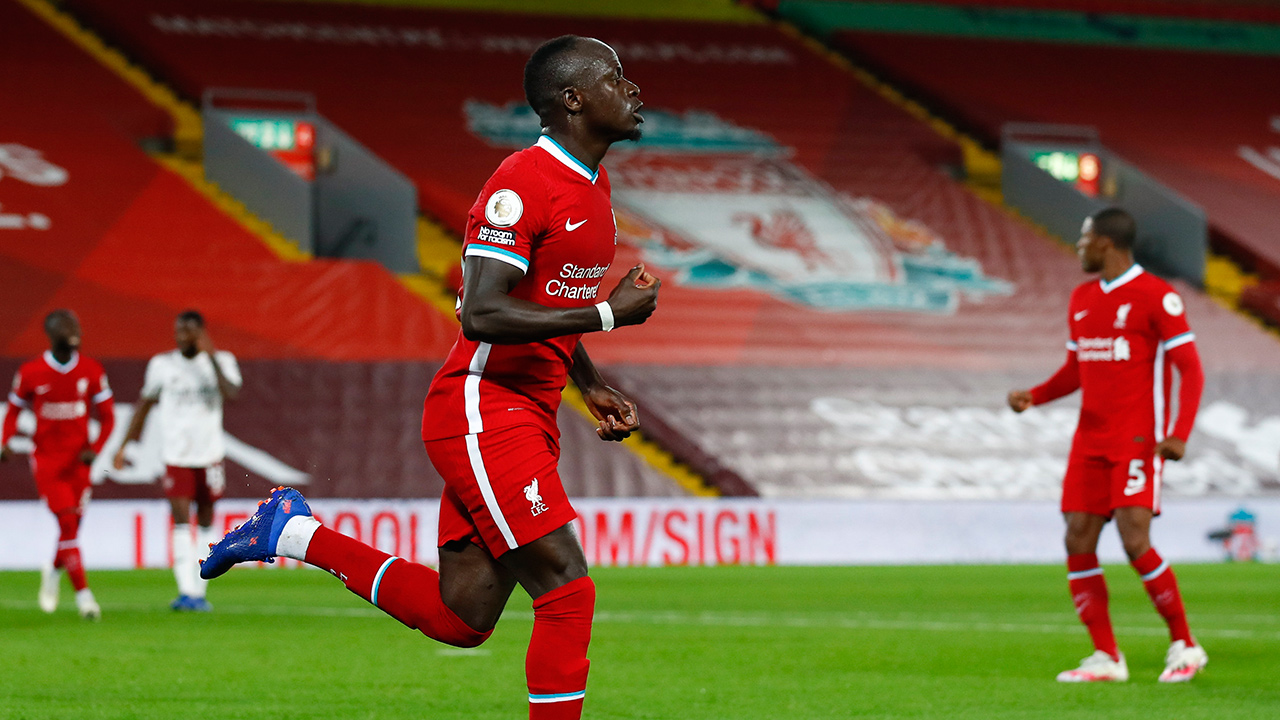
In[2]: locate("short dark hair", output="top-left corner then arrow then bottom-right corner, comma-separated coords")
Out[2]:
1091,207 -> 1137,250
177,309 -> 205,327
523,35 -> 588,122
44,309 -> 74,334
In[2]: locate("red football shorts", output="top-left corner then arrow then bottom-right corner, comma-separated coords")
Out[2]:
1062,447 -> 1162,517
162,463 -> 226,503
425,424 -> 576,558
31,452 -> 91,515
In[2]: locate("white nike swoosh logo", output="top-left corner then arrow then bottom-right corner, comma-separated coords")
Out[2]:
1074,311 -> 1089,321
565,219 -> 587,231
1123,485 -> 1144,496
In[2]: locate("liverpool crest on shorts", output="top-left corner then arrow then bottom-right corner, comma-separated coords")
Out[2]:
524,479 -> 548,516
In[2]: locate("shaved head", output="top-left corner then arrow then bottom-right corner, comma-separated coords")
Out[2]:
523,35 -> 615,124
44,308 -> 76,336
1090,207 -> 1137,251
43,308 -> 81,353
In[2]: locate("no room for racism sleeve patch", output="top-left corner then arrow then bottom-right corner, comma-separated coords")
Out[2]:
477,226 -> 516,246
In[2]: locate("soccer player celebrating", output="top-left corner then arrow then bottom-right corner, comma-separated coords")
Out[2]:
112,310 -> 241,612
1008,208 -> 1207,683
1,309 -> 114,619
201,36 -> 658,719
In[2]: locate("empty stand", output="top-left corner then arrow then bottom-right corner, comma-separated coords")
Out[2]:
831,30 -> 1280,280
0,0 -> 686,499
0,0 -> 456,361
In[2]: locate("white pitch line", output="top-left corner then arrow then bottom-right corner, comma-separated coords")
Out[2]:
592,610 -> 1280,641
3,600 -> 1278,641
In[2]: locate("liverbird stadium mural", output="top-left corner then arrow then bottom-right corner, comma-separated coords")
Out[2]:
465,101 -> 1012,313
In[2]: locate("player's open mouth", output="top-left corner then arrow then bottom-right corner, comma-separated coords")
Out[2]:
631,103 -> 644,123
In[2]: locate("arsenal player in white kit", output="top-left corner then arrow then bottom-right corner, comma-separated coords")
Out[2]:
1009,208 -> 1207,683
200,36 -> 659,719
113,310 -> 241,612
1,310 -> 114,619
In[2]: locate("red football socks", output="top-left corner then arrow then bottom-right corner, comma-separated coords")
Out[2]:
303,525 -> 595,717
1066,553 -> 1119,660
1132,548 -> 1194,645
303,526 -> 490,647
54,511 -> 87,592
527,577 -> 595,720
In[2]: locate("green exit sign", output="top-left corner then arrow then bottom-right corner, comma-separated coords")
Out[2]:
229,117 -> 302,151
1032,151 -> 1081,181
1030,149 -> 1101,197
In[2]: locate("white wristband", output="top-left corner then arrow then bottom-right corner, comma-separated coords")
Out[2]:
595,301 -> 615,332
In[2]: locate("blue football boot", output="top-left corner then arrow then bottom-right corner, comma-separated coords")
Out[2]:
170,594 -> 194,611
188,597 -> 214,613
200,486 -> 313,580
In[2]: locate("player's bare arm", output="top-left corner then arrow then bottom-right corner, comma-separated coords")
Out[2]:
112,396 -> 157,470
569,342 -> 639,441
197,330 -> 241,401
460,258 -> 659,344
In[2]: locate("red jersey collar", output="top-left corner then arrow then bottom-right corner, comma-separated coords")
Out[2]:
1100,263 -> 1143,294
43,350 -> 80,374
535,135 -> 599,184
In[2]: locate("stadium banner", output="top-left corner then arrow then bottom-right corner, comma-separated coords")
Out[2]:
1,498 -> 1276,570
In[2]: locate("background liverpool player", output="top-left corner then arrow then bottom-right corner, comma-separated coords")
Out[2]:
1008,208 -> 1207,683
1,309 -> 114,619
201,35 -> 659,720
113,310 -> 242,612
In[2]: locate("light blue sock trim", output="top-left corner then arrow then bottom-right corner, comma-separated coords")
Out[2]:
370,556 -> 400,607
529,690 -> 586,703
1140,560 -> 1170,582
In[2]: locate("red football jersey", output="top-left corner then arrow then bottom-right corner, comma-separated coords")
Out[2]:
1066,265 -> 1194,453
421,136 -> 618,442
4,351 -> 113,455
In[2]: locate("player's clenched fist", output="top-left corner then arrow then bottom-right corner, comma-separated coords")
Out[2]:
1007,389 -> 1033,413
606,263 -> 660,327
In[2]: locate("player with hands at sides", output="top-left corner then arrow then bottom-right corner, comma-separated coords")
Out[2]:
201,35 -> 658,720
1009,208 -> 1207,684
2,310 -> 114,620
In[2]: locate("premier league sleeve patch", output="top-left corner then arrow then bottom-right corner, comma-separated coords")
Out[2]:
484,189 -> 523,227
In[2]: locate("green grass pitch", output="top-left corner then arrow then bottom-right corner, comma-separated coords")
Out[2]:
1,564 -> 1277,719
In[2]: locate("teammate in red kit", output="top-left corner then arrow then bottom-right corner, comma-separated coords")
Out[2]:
201,36 -> 658,719
1,309 -> 115,619
1008,208 -> 1207,683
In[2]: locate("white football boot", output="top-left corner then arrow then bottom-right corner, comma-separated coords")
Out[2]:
1159,640 -> 1207,683
1056,650 -> 1129,682
75,588 -> 101,621
38,565 -> 61,613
